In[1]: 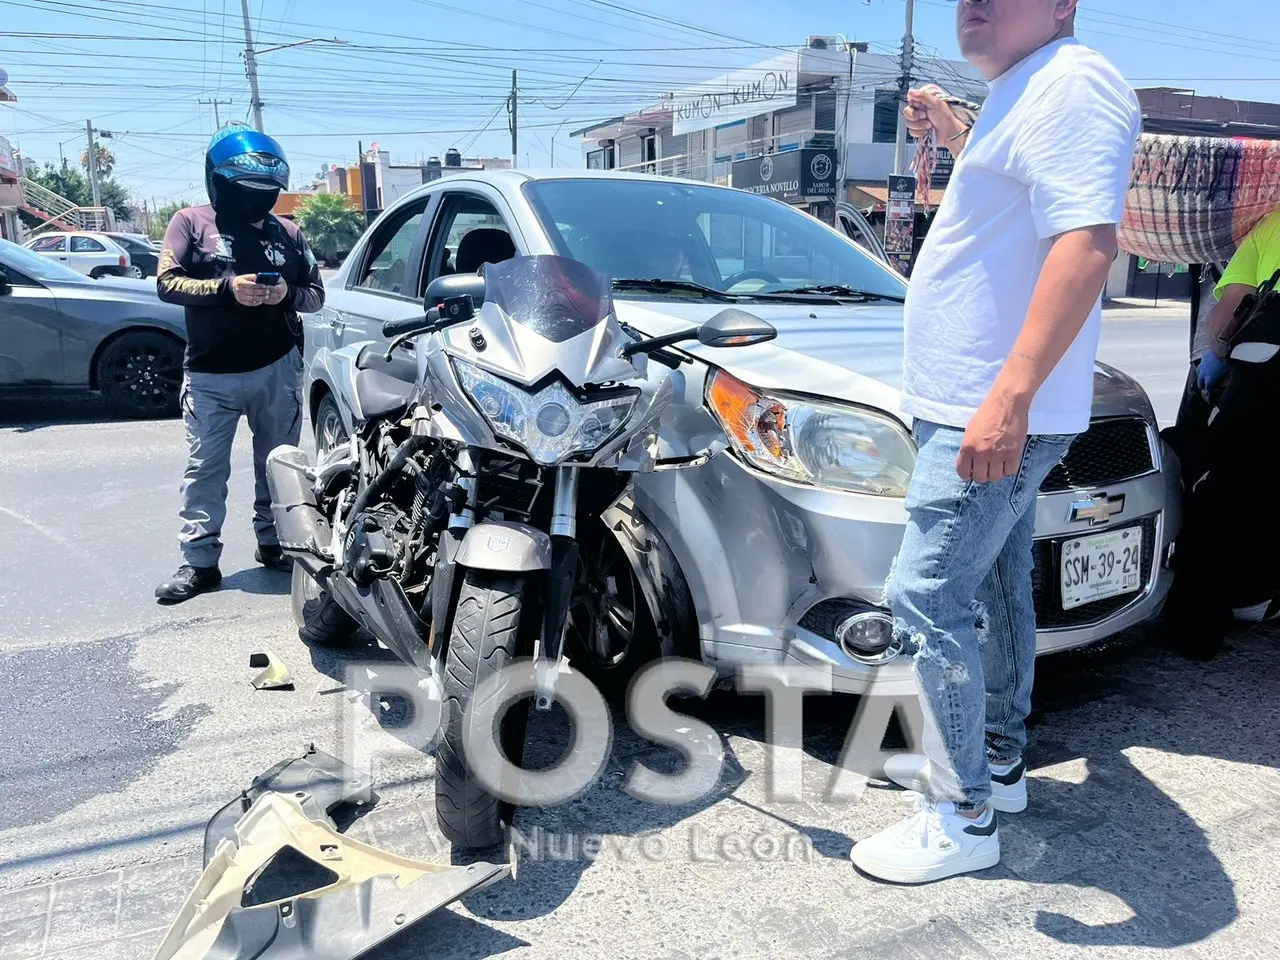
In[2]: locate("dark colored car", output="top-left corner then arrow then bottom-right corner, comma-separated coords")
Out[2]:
0,238 -> 186,417
106,233 -> 161,279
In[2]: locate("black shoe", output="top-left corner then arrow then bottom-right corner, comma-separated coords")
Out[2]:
255,544 -> 293,571
155,565 -> 222,603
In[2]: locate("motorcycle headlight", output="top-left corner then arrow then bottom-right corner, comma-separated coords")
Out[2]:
706,370 -> 915,497
455,359 -> 638,466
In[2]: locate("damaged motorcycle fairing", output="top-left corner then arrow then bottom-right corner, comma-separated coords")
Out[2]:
157,746 -> 511,960
152,793 -> 508,960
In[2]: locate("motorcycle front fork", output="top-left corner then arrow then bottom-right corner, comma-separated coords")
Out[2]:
538,467 -> 580,710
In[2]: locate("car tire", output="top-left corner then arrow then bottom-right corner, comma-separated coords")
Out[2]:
314,393 -> 349,454
292,563 -> 358,648
565,529 -> 662,702
127,265 -> 144,279
89,267 -> 106,279
96,330 -> 184,419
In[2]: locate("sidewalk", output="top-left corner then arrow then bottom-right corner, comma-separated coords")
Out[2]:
1103,296 -> 1192,318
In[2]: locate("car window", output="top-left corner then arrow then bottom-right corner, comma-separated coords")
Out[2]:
109,235 -> 145,253
31,235 -> 67,252
353,200 -> 428,297
524,178 -> 907,299
71,237 -> 107,253
424,193 -> 516,291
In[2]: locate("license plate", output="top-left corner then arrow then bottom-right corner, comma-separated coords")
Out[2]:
1060,527 -> 1144,610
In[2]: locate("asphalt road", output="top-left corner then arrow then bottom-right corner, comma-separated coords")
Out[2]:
2,306 -> 1278,960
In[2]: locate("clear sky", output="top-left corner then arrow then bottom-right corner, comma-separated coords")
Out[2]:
2,0 -> 1277,207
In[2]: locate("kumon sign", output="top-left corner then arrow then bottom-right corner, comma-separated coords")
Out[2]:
670,54 -> 800,136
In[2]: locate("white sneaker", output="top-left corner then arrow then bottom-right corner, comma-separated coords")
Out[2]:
850,794 -> 1000,884
882,754 -> 1028,814
989,758 -> 1027,814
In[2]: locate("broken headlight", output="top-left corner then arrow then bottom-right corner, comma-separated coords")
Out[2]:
705,370 -> 915,497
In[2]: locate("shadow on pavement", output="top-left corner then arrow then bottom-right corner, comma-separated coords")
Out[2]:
219,565 -> 292,597
0,393 -> 165,432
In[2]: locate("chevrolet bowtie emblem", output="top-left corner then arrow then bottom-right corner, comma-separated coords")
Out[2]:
1069,493 -> 1126,525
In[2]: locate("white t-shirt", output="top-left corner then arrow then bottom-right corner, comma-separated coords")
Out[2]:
901,38 -> 1141,436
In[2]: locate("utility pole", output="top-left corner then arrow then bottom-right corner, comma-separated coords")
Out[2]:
893,0 -> 916,176
509,69 -> 518,169
85,119 -> 102,208
239,0 -> 265,132
199,97 -> 234,128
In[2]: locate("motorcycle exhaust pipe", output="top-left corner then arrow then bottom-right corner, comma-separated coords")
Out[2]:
266,445 -> 331,560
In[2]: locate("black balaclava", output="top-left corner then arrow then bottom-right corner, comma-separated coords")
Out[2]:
209,171 -> 280,223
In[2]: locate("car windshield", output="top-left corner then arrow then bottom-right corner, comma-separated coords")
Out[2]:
109,235 -> 146,252
481,255 -> 614,343
523,178 -> 907,301
0,238 -> 86,282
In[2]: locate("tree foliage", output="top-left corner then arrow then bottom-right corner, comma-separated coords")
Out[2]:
80,144 -> 116,178
149,202 -> 192,241
294,192 -> 364,262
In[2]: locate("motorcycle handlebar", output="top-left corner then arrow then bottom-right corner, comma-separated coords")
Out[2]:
381,305 -> 442,339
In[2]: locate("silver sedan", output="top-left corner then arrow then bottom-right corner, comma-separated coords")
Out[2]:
300,170 -> 1182,694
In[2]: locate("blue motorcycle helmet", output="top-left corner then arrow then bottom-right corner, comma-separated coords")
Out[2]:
205,122 -> 290,221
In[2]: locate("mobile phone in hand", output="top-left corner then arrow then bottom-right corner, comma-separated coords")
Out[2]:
256,272 -> 282,285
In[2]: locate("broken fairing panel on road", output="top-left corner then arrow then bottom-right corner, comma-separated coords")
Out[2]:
150,792 -> 510,960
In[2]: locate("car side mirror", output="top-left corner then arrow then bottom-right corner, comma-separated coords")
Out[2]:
0,268 -> 11,297
697,308 -> 778,348
425,273 -> 485,309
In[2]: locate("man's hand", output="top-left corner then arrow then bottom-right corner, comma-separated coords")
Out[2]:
261,277 -> 288,306
958,390 -> 1030,483
231,274 -> 270,307
904,84 -> 969,149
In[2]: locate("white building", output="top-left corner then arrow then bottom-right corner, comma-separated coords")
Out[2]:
572,38 -> 986,218
332,146 -> 512,217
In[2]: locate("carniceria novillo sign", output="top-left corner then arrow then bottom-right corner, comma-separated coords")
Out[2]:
670,53 -> 800,136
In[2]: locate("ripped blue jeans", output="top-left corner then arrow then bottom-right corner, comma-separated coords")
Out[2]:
887,420 -> 1075,811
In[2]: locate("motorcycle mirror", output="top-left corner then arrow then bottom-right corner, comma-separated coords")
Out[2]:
425,273 -> 485,309
697,308 -> 778,348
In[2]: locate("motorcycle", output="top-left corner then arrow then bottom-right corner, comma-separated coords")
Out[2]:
266,255 -> 776,848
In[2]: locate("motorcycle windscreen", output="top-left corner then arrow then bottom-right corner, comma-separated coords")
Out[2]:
481,255 -> 614,343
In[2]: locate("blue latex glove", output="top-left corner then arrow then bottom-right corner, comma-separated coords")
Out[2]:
1197,350 -> 1229,397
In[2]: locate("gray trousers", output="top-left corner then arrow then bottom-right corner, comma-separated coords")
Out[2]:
178,349 -> 304,568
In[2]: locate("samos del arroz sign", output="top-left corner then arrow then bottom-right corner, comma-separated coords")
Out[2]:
670,54 -> 800,135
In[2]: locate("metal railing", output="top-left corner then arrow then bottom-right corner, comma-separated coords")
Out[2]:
19,177 -> 114,232
612,129 -> 838,185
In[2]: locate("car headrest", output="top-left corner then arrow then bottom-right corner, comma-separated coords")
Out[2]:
455,229 -> 515,274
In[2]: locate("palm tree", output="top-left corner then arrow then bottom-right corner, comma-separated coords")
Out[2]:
80,143 -> 115,178
295,192 -> 364,265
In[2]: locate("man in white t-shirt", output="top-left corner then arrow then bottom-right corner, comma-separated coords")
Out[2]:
849,0 -> 1140,884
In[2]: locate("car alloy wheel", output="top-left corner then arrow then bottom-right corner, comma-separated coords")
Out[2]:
568,535 -> 638,670
127,265 -> 144,279
314,394 -> 349,454
97,331 -> 184,418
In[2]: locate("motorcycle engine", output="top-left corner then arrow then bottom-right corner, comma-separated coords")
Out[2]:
342,506 -> 408,587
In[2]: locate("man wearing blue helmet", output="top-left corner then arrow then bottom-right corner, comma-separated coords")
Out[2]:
154,122 -> 325,603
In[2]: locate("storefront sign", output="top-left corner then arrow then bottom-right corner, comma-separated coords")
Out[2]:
0,135 -> 18,178
671,54 -> 799,135
731,149 -> 837,204
885,175 -> 917,277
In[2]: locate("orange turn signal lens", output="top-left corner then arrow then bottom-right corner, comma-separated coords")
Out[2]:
706,370 -> 790,463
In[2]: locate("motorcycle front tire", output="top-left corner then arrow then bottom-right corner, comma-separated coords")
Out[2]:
291,562 -> 358,648
436,569 -> 531,849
